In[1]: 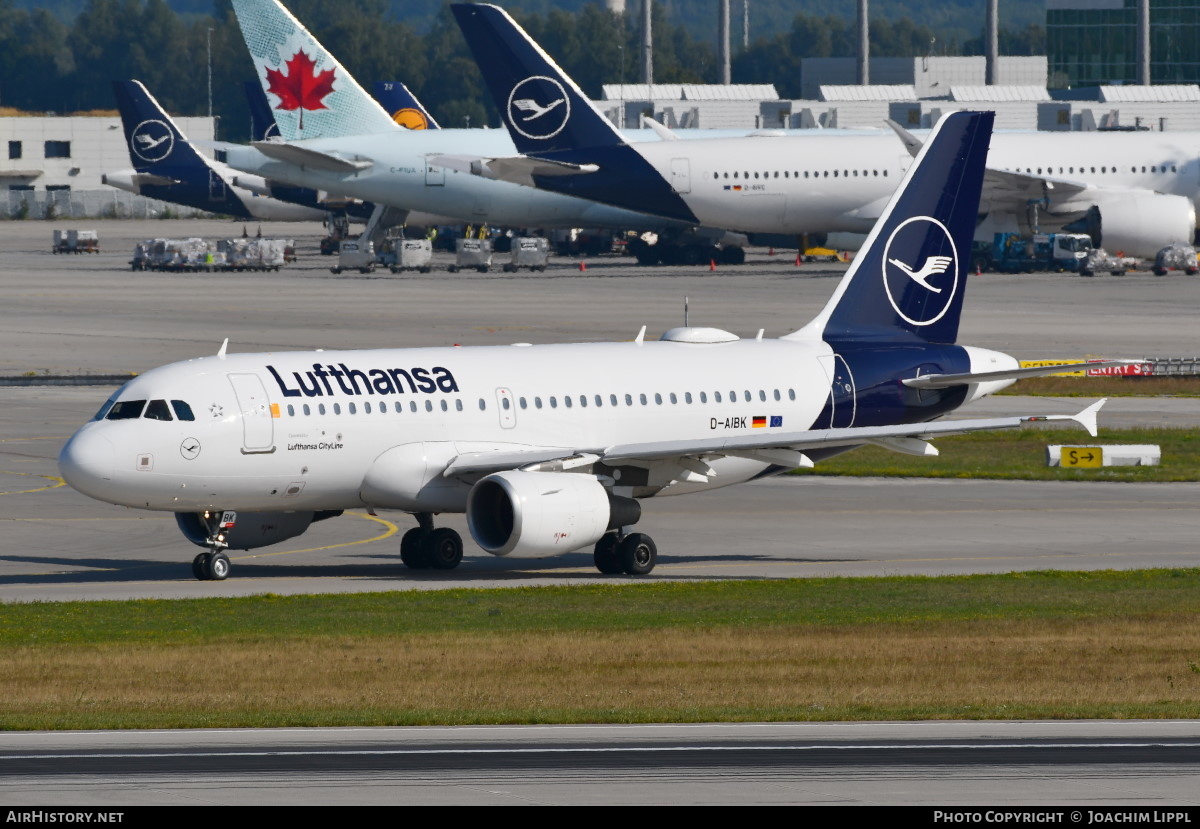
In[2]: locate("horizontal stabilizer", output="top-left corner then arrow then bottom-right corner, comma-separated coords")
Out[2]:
131,172 -> 180,187
903,360 -> 1139,389
428,154 -> 598,188
251,141 -> 373,173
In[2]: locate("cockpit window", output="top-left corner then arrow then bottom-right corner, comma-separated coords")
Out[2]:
171,400 -> 195,421
106,400 -> 146,420
92,392 -> 120,421
144,399 -> 173,421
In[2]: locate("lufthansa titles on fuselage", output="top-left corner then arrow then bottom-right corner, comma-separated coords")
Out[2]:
267,362 -> 459,398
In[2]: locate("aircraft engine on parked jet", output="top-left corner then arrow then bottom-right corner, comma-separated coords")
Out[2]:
1056,192 -> 1196,257
467,471 -> 641,557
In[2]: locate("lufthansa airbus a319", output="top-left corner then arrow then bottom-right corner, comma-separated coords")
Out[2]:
59,111 -> 1115,582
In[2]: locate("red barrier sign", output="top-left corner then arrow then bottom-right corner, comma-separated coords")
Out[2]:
1086,361 -> 1153,376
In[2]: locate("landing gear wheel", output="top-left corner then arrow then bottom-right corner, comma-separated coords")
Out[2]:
720,245 -> 746,265
192,552 -> 210,581
206,552 -> 230,581
400,527 -> 432,569
425,527 -> 463,570
593,533 -> 622,574
618,533 -> 657,575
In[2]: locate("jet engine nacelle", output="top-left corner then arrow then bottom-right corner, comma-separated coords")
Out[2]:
175,510 -> 342,551
1056,192 -> 1196,258
467,471 -> 641,558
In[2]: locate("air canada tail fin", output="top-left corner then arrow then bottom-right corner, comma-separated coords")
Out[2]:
231,0 -> 398,140
113,80 -> 214,175
372,82 -> 441,130
790,110 -> 993,346
451,3 -> 625,153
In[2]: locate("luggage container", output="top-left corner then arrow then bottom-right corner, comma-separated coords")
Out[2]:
388,239 -> 433,273
1152,243 -> 1198,276
502,236 -> 550,272
330,239 -> 375,274
53,229 -> 99,254
447,237 -> 492,273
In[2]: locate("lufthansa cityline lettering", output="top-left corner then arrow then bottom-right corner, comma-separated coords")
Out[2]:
267,363 -> 459,398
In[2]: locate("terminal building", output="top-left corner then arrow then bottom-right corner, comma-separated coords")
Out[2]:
0,114 -> 213,219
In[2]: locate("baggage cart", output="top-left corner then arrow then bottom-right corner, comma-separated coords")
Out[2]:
447,237 -> 492,273
503,236 -> 550,272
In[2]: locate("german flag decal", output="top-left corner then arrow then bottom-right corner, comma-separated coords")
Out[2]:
752,416 -> 767,428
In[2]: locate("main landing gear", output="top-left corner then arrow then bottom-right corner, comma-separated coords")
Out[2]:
192,510 -> 236,581
399,513 -> 464,570
593,531 -> 657,575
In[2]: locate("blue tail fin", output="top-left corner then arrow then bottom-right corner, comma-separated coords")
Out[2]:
112,80 -> 252,219
244,80 -> 281,141
372,82 -> 440,130
450,3 -> 624,153
795,111 -> 994,346
114,80 -> 221,175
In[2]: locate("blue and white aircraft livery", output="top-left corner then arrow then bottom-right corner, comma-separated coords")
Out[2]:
447,3 -> 1200,258
102,80 -> 328,222
60,111 -> 1114,582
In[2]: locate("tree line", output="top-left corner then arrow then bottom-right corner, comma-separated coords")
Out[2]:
0,0 -> 1045,140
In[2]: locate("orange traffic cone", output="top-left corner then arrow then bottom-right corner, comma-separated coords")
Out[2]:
579,261 -> 587,271
768,247 -> 775,256
795,253 -> 803,266
709,259 -> 717,271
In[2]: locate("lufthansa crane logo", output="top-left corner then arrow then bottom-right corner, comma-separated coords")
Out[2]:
130,119 -> 174,164
506,76 -> 570,140
881,215 -> 959,327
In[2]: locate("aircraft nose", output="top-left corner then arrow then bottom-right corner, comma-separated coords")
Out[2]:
58,429 -> 116,500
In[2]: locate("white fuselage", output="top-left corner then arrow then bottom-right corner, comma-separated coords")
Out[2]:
59,337 -> 838,517
631,130 -> 1200,237
225,128 -> 1200,245
223,130 -> 701,232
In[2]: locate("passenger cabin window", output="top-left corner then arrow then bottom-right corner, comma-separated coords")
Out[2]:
144,399 -> 173,421
106,400 -> 146,420
171,400 -> 195,421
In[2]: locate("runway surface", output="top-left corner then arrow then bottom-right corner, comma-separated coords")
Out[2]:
4,220 -> 1199,805
3,722 -> 1199,805
3,220 -> 1199,600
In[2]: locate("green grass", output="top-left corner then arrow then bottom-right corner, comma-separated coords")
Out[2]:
1001,376 -> 1200,397
3,572 -> 1200,728
794,427 -> 1200,481
4,569 -> 1198,645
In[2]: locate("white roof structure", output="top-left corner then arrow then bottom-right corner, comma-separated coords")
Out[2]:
950,85 -> 1050,101
1097,85 -> 1200,102
819,85 -> 917,101
601,84 -> 778,100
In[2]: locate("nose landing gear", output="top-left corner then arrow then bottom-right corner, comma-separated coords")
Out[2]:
191,510 -> 236,581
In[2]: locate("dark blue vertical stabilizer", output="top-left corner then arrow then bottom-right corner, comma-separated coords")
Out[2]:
816,111 -> 993,346
113,80 -> 252,218
450,3 -> 697,224
451,3 -> 623,154
244,80 -> 281,142
372,82 -> 441,130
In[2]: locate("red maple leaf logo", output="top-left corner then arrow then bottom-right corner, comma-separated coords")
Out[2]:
265,50 -> 335,112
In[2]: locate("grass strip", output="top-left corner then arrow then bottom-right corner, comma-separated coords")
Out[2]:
3,571 -> 1199,728
1000,376 -> 1200,397
792,427 -> 1200,481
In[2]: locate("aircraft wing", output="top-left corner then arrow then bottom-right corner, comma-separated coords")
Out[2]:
442,401 -> 1104,479
429,153 -> 598,188
603,400 -> 1105,464
250,141 -> 373,173
885,119 -> 1090,204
